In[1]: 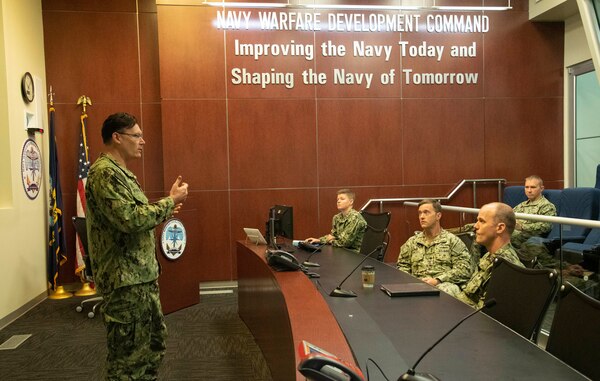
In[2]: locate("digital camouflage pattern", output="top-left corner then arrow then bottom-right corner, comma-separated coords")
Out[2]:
320,209 -> 367,252
396,230 -> 474,292
447,243 -> 524,308
86,153 -> 174,380
86,153 -> 174,295
102,281 -> 166,380
512,195 -> 556,248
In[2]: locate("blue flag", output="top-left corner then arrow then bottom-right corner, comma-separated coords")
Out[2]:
48,106 -> 67,290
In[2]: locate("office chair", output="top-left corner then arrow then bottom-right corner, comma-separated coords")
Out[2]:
503,186 -> 528,208
542,189 -> 562,215
524,188 -> 600,261
359,211 -> 391,261
72,216 -> 103,318
503,186 -> 561,214
546,283 -> 600,381
484,257 -> 558,342
454,231 -> 475,251
516,251 -> 538,269
560,228 -> 600,267
359,226 -> 389,262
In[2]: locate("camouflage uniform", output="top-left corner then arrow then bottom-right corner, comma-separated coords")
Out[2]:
396,230 -> 474,294
447,243 -> 524,308
320,209 -> 367,252
512,195 -> 556,248
86,153 -> 175,380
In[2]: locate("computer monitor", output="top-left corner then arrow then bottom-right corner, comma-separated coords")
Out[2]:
266,205 -> 294,244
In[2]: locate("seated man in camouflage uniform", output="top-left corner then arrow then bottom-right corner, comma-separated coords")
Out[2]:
397,199 -> 474,294
450,175 -> 556,260
445,202 -> 524,308
511,175 -> 556,249
306,189 -> 367,252
86,113 -> 189,380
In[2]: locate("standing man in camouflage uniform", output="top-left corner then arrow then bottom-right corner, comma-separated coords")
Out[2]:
305,189 -> 367,252
396,199 -> 474,294
86,112 -> 189,380
511,175 -> 556,248
447,203 -> 524,308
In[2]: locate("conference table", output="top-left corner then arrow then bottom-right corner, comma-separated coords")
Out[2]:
236,241 -> 587,380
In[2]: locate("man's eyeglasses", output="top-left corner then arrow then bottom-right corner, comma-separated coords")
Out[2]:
116,131 -> 144,140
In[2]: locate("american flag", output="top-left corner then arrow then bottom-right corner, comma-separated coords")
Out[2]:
75,113 -> 90,279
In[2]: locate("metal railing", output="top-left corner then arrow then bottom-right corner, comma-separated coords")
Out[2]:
404,202 -> 600,229
360,178 -> 506,212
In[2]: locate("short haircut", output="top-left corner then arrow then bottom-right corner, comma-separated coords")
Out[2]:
101,112 -> 138,144
337,188 -> 355,200
493,202 -> 516,235
525,175 -> 544,186
418,199 -> 442,213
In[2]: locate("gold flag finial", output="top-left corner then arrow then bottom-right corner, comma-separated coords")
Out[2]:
48,86 -> 55,106
76,95 -> 92,113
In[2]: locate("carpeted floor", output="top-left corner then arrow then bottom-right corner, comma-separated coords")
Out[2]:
0,290 -> 272,381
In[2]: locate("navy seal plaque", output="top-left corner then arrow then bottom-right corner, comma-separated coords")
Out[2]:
161,218 -> 187,260
21,138 -> 42,200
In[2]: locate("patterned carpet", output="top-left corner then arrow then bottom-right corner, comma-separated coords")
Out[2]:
0,290 -> 272,381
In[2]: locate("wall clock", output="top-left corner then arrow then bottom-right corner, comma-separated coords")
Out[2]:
21,72 -> 35,103
21,138 -> 42,200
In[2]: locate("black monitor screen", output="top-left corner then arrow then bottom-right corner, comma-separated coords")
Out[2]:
266,205 -> 293,243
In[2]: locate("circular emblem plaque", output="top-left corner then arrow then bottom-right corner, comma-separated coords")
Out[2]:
21,138 -> 42,200
161,218 -> 187,260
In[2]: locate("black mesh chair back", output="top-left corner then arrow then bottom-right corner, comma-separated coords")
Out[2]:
454,231 -> 475,251
516,251 -> 537,269
359,211 -> 391,261
484,257 -> 558,341
546,283 -> 600,381
359,226 -> 389,262
360,211 -> 391,231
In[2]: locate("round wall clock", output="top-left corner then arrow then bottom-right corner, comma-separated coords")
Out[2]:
161,218 -> 187,260
21,138 -> 42,200
21,72 -> 35,103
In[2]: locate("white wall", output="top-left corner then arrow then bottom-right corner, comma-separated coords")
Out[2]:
0,0 -> 48,322
564,14 -> 592,187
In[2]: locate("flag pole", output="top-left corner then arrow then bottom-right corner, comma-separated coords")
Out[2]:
74,95 -> 96,297
47,86 -> 73,300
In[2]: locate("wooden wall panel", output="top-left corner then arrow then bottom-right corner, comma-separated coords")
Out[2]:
43,0 -> 565,286
403,98 -> 486,184
161,100 -> 229,190
43,11 -> 140,104
317,99 -> 404,186
484,97 -> 564,180
228,99 -> 318,189
401,32 -> 484,98
139,12 -> 162,103
175,191 -> 233,281
484,11 -> 564,97
226,24 -> 317,99
157,6 -> 226,99
315,23 -> 403,97
139,103 -> 164,192
43,0 -> 163,285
